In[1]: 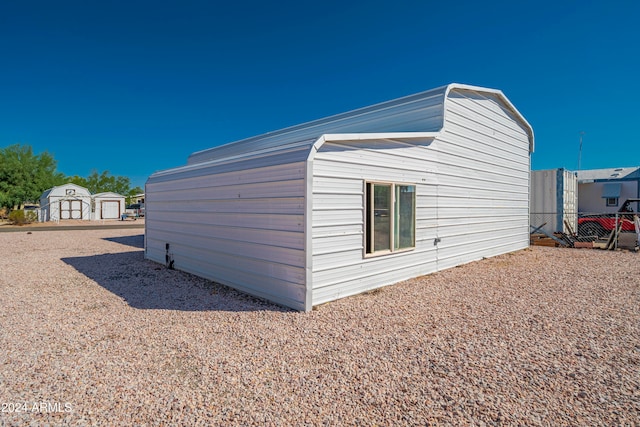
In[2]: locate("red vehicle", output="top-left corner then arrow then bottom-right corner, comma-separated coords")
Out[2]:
578,198 -> 640,238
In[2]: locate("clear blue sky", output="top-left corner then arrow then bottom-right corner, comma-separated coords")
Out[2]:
1,1 -> 638,189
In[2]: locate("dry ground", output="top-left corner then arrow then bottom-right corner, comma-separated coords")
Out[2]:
0,229 -> 638,426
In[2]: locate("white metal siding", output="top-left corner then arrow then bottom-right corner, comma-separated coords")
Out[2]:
146,162 -> 308,310
310,140 -> 439,306
434,89 -> 530,270
147,83 -> 533,311
309,88 -> 531,307
530,169 -> 578,234
562,170 -> 578,233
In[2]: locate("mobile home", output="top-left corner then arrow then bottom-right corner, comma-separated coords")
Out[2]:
577,167 -> 640,213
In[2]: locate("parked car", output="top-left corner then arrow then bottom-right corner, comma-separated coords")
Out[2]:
125,203 -> 145,218
578,198 -> 639,237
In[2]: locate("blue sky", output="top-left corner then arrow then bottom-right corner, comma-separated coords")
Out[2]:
1,1 -> 638,189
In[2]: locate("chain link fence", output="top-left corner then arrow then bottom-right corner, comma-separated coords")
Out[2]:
530,211 -> 640,250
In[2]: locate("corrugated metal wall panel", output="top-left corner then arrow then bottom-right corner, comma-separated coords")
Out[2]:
436,234 -> 527,271
530,170 -> 557,209
150,198 -> 303,215
437,132 -> 529,170
310,139 -> 439,305
147,220 -> 304,249
437,217 -> 529,235
312,223 -> 363,238
433,88 -> 531,269
146,155 -> 307,310
149,210 -> 303,232
150,163 -> 306,191
148,228 -> 304,268
145,238 -> 305,284
312,250 -> 438,305
529,169 -> 578,234
312,210 -> 362,228
145,242 -> 306,310
152,146 -> 311,183
447,90 -> 530,143
309,86 -> 530,306
312,157 -> 435,184
313,233 -> 363,254
313,146 -> 434,174
148,180 -> 304,201
561,169 -> 578,233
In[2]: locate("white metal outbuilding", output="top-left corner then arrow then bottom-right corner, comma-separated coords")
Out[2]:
93,192 -> 126,220
39,183 -> 92,221
146,83 -> 534,311
530,169 -> 578,234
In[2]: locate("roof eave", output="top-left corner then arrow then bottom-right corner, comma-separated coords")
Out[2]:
310,131 -> 440,155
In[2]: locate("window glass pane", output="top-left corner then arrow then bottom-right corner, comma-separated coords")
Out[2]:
373,184 -> 391,252
395,185 -> 415,249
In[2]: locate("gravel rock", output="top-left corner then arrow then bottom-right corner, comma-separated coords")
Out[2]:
1,229 -> 638,425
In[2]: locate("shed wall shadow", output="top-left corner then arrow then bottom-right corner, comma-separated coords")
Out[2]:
102,234 -> 145,248
62,248 -> 290,313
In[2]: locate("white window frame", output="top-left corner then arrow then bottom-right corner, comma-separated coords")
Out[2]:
364,181 -> 416,257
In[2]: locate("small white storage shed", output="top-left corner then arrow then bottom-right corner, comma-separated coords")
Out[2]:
40,183 -> 92,221
146,83 -> 534,311
92,192 -> 126,220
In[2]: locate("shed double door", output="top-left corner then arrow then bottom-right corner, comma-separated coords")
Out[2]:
60,200 -> 83,219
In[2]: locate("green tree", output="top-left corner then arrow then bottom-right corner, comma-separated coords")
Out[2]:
0,144 -> 66,209
68,170 -> 132,195
126,186 -> 144,204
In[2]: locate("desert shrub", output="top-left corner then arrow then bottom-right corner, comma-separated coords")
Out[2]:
25,210 -> 37,223
8,210 -> 37,225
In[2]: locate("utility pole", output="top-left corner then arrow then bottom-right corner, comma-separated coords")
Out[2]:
578,131 -> 585,171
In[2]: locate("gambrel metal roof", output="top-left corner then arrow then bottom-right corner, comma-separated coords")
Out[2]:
150,83 -> 533,182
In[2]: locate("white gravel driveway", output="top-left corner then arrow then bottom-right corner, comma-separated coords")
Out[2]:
0,229 -> 638,425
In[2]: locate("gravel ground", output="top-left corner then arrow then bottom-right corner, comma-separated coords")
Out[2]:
0,229 -> 638,426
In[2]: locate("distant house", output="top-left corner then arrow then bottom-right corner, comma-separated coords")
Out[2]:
129,193 -> 145,205
40,183 -> 92,221
577,167 -> 640,213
